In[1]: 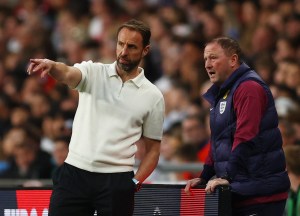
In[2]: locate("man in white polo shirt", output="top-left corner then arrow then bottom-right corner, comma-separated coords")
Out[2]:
27,19 -> 165,216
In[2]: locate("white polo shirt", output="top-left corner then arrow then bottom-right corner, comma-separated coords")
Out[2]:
65,61 -> 165,173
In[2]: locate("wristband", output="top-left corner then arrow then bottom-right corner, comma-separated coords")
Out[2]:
132,178 -> 142,192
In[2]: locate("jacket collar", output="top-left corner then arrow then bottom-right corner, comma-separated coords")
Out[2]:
203,63 -> 251,105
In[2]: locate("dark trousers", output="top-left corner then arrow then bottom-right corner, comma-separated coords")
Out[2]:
49,163 -> 135,216
232,200 -> 287,216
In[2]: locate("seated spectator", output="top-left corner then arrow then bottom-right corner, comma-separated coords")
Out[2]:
273,36 -> 298,63
181,114 -> 210,163
160,122 -> 182,164
52,136 -> 70,168
286,109 -> 300,145
274,58 -> 300,98
155,123 -> 183,182
172,144 -> 201,181
1,127 -> 28,163
10,104 -> 31,127
0,93 -> 14,138
41,112 -> 72,154
283,145 -> 300,216
0,136 -> 54,179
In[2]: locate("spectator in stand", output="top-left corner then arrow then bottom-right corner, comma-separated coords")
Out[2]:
253,53 -> 276,84
283,145 -> 300,216
284,13 -> 300,46
199,80 -> 213,110
10,104 -> 30,127
284,60 -> 300,98
185,37 -> 290,216
248,24 -> 277,66
199,12 -> 223,42
181,114 -> 210,163
273,36 -> 298,63
52,136 -> 70,168
27,92 -> 52,132
172,144 -> 200,181
274,58 -> 300,99
279,118 -> 297,147
157,123 -> 183,182
0,128 -> 54,179
239,1 -> 259,58
0,94 -> 13,138
1,127 -> 28,161
178,39 -> 206,101
0,127 -> 27,174
40,112 -> 72,155
159,123 -> 182,164
286,109 -> 300,145
163,84 -> 193,131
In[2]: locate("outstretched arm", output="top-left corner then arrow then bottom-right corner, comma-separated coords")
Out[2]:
27,58 -> 82,89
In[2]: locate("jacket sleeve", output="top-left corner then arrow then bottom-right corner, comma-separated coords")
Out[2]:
200,142 -> 215,182
226,80 -> 268,180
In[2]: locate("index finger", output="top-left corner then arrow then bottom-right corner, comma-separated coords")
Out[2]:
29,58 -> 43,63
27,59 -> 43,74
27,62 -> 37,74
184,181 -> 191,194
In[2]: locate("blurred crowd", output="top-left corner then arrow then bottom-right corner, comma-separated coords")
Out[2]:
0,0 -> 299,185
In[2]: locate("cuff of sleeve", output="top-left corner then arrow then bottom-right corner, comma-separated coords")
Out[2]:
200,164 -> 215,182
220,173 -> 233,183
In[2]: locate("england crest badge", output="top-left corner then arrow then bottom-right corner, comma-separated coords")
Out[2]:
220,101 -> 226,114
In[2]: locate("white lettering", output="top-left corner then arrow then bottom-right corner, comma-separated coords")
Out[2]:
42,209 -> 48,216
4,209 -> 49,216
29,209 -> 37,216
4,209 -> 28,216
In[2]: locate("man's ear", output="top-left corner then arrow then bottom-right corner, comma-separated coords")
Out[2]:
231,54 -> 238,67
142,45 -> 150,57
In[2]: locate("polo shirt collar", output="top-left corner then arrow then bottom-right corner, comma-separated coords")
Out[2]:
131,69 -> 145,88
108,62 -> 118,77
109,61 -> 146,88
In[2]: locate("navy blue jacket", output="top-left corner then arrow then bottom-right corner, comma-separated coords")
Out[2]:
202,63 -> 290,203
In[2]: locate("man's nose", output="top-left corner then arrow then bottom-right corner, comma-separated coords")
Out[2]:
120,46 -> 129,55
205,60 -> 211,69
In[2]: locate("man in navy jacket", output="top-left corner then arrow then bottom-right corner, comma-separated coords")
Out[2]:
185,37 -> 290,216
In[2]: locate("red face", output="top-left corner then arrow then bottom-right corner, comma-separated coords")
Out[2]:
204,42 -> 235,86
